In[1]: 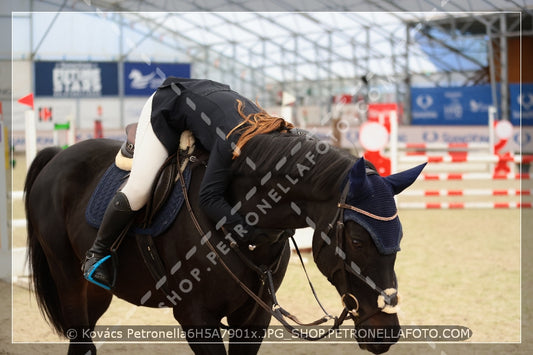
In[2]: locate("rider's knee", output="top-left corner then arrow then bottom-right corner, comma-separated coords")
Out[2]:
120,185 -> 150,211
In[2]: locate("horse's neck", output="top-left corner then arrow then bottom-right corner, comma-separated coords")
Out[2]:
230,138 -> 354,229
230,174 -> 341,230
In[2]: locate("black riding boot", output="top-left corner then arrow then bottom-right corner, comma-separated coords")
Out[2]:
82,191 -> 135,290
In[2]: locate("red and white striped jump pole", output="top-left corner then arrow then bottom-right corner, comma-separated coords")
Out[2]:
399,202 -> 531,209
418,172 -> 530,180
400,142 -> 491,156
403,188 -> 532,197
400,154 -> 532,164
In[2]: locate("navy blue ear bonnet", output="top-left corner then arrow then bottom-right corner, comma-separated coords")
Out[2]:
343,158 -> 426,255
343,174 -> 403,255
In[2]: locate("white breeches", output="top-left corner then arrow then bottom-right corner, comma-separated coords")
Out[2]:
120,94 -> 169,211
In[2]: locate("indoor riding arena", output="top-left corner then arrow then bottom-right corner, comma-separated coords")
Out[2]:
1,1 -> 532,355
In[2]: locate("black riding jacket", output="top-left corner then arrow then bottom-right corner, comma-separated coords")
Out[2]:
150,77 -> 259,229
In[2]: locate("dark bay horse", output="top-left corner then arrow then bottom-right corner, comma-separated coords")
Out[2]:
24,131 -> 425,355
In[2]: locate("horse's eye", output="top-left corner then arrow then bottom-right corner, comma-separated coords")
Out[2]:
352,239 -> 363,248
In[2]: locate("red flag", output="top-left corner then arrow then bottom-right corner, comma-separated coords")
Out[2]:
18,93 -> 34,109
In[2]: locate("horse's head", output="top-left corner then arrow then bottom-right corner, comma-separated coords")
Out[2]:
313,158 -> 425,354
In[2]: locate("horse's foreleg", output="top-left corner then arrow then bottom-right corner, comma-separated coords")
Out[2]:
226,302 -> 272,355
173,306 -> 227,355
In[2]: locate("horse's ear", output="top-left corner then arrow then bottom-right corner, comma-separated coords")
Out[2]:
384,163 -> 427,195
348,158 -> 369,196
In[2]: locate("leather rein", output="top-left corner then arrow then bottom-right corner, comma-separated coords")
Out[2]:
176,156 -> 396,340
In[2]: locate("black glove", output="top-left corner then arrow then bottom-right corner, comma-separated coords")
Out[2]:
224,222 -> 255,244
225,224 -> 295,247
251,228 -> 296,246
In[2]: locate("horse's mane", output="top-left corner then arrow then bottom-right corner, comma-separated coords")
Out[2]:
233,131 -> 357,196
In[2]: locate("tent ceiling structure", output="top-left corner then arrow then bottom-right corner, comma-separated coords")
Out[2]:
8,0 -> 533,113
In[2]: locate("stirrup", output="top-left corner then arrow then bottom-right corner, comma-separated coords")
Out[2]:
84,254 -> 114,290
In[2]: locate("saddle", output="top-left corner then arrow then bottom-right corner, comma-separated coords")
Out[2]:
114,123 -> 199,226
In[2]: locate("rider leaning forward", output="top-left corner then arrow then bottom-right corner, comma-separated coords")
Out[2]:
82,77 -> 294,290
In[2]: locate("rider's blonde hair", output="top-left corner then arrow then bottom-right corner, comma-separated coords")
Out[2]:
227,99 -> 294,159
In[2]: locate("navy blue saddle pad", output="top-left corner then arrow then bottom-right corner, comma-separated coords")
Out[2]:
85,163 -> 191,236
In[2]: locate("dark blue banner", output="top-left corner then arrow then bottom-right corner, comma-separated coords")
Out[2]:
124,62 -> 191,96
35,61 -> 118,97
411,85 -> 494,125
510,83 -> 533,126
